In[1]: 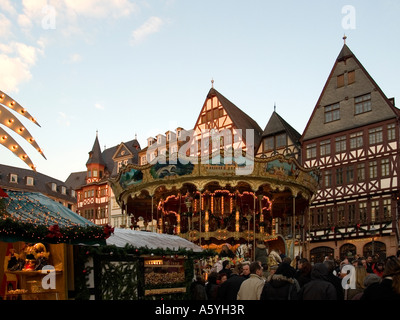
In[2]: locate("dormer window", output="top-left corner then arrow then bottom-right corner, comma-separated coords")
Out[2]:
51,183 -> 57,192
26,176 -> 34,186
61,186 -> 66,194
10,174 -> 18,183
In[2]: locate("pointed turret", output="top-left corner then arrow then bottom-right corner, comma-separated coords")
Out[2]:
86,133 -> 106,183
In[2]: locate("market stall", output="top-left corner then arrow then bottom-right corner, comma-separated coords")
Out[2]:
76,228 -> 215,300
0,190 -> 108,300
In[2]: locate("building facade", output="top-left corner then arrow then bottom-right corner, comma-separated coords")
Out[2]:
65,134 -> 141,227
301,42 -> 400,262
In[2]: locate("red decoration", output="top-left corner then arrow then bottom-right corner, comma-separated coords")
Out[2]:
0,187 -> 8,198
46,224 -> 62,238
103,224 -> 114,239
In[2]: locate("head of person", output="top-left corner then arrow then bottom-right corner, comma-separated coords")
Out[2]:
242,263 -> 250,276
275,262 -> 295,278
250,261 -> 263,276
383,256 -> 400,294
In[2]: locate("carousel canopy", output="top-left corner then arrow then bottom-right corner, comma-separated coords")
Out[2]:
0,190 -> 107,245
106,228 -> 203,252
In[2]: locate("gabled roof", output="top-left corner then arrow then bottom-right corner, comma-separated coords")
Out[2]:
201,88 -> 263,148
301,42 -> 400,142
262,111 -> 301,144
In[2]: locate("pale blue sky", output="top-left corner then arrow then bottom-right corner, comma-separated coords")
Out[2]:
1,0 -> 400,181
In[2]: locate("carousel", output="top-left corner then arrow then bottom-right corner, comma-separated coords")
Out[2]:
110,152 -> 320,262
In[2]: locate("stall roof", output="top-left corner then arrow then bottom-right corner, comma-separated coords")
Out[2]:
0,190 -> 106,245
106,228 -> 203,252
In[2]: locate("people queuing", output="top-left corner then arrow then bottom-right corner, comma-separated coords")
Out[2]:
191,248 -> 400,300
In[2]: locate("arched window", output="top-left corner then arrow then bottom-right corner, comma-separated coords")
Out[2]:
363,241 -> 386,260
310,246 -> 334,264
340,243 -> 356,260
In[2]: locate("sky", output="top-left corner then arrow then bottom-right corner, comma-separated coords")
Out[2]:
1,0 -> 400,182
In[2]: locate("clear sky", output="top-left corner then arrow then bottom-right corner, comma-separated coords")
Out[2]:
1,0 -> 399,182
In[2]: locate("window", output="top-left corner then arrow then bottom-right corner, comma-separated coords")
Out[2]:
336,168 -> 344,185
369,127 -> 383,145
348,204 -> 356,223
10,174 -> 18,183
369,161 -> 378,179
371,200 -> 379,222
348,71 -> 355,84
350,132 -> 363,149
381,158 -> 390,177
264,137 -> 274,151
355,93 -> 371,114
306,143 -> 317,159
326,207 -> 333,225
337,74 -> 344,88
324,170 -> 332,188
320,139 -> 331,156
276,133 -> 286,149
61,186 -> 66,195
346,166 -> 354,184
357,163 -> 365,182
51,183 -> 57,192
325,103 -> 340,123
71,190 -> 76,198
388,124 -> 396,141
317,208 -> 324,225
359,202 -> 367,222
338,205 -> 345,223
26,176 -> 34,186
335,136 -> 346,153
383,199 -> 391,219
93,169 -> 98,177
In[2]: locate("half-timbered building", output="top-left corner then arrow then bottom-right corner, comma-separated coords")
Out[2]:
301,41 -> 400,262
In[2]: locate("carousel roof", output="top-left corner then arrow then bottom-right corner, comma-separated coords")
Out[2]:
106,228 -> 203,252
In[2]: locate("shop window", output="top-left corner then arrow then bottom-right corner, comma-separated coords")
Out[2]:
340,243 -> 357,260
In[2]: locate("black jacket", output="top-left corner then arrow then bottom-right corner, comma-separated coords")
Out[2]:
299,263 -> 337,300
260,274 -> 299,300
361,278 -> 400,300
217,274 -> 246,300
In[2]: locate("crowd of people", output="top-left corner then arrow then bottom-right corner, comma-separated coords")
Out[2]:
190,246 -> 400,301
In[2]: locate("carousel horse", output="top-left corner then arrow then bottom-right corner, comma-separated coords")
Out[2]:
235,244 -> 251,259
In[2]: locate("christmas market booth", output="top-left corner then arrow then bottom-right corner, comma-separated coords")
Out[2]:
110,153 -> 320,262
75,228 -> 214,300
0,189 -> 109,300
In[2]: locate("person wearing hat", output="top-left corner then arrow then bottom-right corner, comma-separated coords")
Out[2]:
260,262 -> 300,300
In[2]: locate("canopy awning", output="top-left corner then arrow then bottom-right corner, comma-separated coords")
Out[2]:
0,190 -> 107,245
106,228 -> 203,253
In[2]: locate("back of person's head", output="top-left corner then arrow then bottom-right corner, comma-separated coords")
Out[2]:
323,259 -> 335,273
383,256 -> 400,294
275,262 -> 295,278
355,265 -> 368,289
222,260 -> 230,268
232,263 -> 242,275
250,261 -> 262,274
208,271 -> 218,284
363,273 -> 381,288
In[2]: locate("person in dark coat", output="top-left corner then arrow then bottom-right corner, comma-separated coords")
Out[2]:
323,259 -> 344,300
217,264 -> 246,300
254,241 -> 268,266
190,275 -> 208,300
361,255 -> 400,300
260,262 -> 300,300
295,258 -> 312,288
205,272 -> 219,300
299,263 -> 337,300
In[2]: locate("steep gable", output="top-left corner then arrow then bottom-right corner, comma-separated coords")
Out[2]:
301,43 -> 399,142
194,87 -> 263,150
